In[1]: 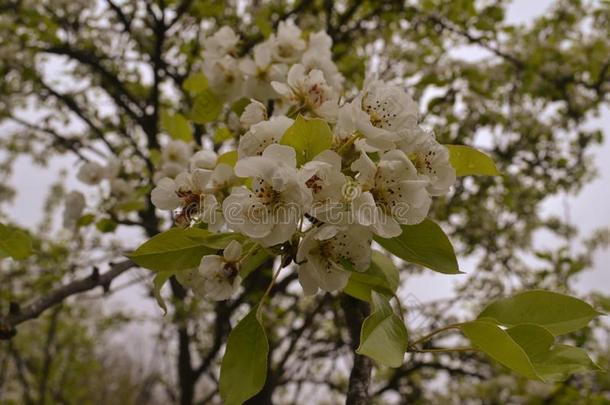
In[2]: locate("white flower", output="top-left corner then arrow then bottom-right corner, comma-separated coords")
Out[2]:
202,26 -> 239,59
297,224 -> 372,294
105,158 -> 121,179
154,162 -> 186,183
203,55 -> 244,102
110,178 -> 131,199
302,31 -> 344,91
360,79 -> 419,134
240,42 -> 288,100
62,191 -> 86,228
239,99 -> 268,129
271,64 -> 338,119
151,177 -> 181,210
77,161 -> 106,185
162,140 -> 191,166
205,163 -> 237,193
351,150 -> 431,237
178,240 -> 243,300
150,170 -> 208,211
190,150 -> 218,171
270,20 -> 306,63
300,150 -> 347,217
223,144 -> 312,247
399,129 -> 456,196
335,99 -> 397,151
237,115 -> 293,158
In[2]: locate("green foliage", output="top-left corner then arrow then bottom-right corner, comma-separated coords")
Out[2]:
356,292 -> 408,368
239,243 -> 272,278
280,115 -> 333,166
76,214 -> 95,227
344,251 -> 399,302
478,290 -> 602,335
0,223 -> 33,260
95,218 -> 118,233
460,291 -> 603,381
190,89 -> 223,124
446,144 -> 499,176
161,110 -> 193,141
507,324 -> 601,382
375,219 -> 461,274
182,72 -> 209,95
213,126 -> 233,144
461,321 -> 601,382
128,228 -> 240,272
217,150 -> 238,167
219,309 -> 269,405
460,320 -> 540,380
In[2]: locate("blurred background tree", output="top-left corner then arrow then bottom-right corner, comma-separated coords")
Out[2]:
0,0 -> 609,403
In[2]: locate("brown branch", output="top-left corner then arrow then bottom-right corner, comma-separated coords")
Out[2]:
7,342 -> 34,405
42,45 -> 144,124
341,295 -> 372,405
0,260 -> 135,339
38,305 -> 61,405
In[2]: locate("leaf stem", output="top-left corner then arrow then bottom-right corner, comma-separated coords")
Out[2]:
256,261 -> 283,318
408,323 -> 465,349
409,346 -> 479,353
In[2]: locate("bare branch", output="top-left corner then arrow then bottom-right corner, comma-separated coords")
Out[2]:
0,260 -> 135,339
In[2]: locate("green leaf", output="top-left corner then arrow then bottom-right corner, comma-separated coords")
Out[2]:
190,89 -> 223,124
0,223 -> 33,260
507,324 -> 601,382
460,320 -> 540,379
530,344 -> 602,382
344,251 -> 399,302
280,114 -> 333,166
230,97 -> 251,116
478,290 -> 601,335
239,243 -> 271,278
356,292 -> 408,368
220,309 -> 269,405
128,228 -> 240,272
446,144 -> 500,176
149,149 -> 162,167
76,214 -> 95,227
213,126 -> 233,144
153,271 -> 173,315
182,72 -> 208,95
217,150 -> 238,167
115,199 -> 146,213
254,7 -> 272,37
374,219 -> 461,275
161,110 -> 193,141
95,218 -> 118,233
506,324 -> 555,357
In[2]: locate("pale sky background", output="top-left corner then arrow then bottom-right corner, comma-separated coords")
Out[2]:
2,0 -> 609,355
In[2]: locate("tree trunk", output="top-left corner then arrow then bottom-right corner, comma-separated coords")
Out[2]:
341,296 -> 372,405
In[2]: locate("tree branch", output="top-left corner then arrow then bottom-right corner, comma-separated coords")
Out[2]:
0,260 -> 134,339
341,295 -> 372,405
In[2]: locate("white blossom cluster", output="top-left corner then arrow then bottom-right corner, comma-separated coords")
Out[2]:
64,157 -> 141,230
149,22 -> 456,300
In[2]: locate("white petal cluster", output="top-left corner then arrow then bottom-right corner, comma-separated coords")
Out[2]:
201,21 -> 343,107
73,156 -> 139,227
62,190 -> 86,229
151,22 -> 457,298
177,240 -> 243,300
